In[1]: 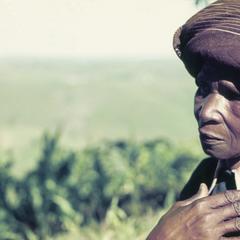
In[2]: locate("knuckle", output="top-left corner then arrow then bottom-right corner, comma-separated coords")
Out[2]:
220,222 -> 230,235
200,213 -> 213,225
235,217 -> 240,231
233,201 -> 240,215
219,218 -> 240,235
195,212 -> 215,230
203,227 -> 218,238
225,190 -> 240,203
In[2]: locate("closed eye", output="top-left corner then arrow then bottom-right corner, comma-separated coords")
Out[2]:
219,85 -> 240,101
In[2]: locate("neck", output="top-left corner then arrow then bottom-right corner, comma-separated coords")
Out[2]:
221,157 -> 240,170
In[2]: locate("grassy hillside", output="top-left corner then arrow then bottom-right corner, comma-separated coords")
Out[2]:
0,58 -> 202,173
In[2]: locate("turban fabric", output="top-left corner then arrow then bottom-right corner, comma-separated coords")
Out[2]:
173,0 -> 240,77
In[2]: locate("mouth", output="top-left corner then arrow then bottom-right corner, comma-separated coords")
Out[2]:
199,130 -> 224,145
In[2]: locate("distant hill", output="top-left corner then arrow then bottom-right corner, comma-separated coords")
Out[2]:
0,58 -> 201,172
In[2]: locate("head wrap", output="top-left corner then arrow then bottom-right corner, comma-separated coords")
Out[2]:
173,0 -> 240,77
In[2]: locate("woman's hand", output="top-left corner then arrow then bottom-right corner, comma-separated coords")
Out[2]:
147,183 -> 240,240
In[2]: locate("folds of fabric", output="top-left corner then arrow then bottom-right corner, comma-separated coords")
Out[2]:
173,0 -> 240,77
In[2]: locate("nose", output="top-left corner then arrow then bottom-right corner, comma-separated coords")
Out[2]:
196,93 -> 224,127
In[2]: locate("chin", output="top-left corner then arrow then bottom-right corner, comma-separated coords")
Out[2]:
202,143 -> 240,168
202,145 -> 231,160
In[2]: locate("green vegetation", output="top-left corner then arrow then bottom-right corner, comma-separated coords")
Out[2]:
0,59 -> 200,175
0,133 -> 204,239
0,2 -> 212,239
0,58 -> 206,239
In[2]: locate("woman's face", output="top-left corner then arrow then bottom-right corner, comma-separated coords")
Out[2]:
194,61 -> 240,166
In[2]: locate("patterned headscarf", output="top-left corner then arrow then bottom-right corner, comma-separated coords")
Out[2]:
173,0 -> 240,77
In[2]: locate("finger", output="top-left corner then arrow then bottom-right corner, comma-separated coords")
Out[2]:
216,201 -> 240,222
181,183 -> 208,206
207,190 -> 240,209
219,217 -> 240,236
220,237 -> 240,240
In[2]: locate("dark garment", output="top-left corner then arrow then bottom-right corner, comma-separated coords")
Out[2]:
179,157 -> 218,201
211,168 -> 236,195
179,158 -> 239,237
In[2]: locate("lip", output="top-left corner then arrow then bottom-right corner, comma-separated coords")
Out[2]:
199,130 -> 224,144
201,138 -> 223,145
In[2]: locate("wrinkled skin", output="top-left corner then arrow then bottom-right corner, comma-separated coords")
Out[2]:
148,185 -> 240,240
147,62 -> 240,239
195,61 -> 240,168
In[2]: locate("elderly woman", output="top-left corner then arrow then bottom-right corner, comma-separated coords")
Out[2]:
148,0 -> 240,239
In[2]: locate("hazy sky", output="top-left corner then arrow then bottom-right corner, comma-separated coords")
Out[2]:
0,0 -> 200,58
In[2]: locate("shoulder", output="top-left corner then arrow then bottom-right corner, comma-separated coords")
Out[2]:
179,157 -> 218,200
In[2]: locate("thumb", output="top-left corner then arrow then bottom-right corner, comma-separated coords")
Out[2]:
182,183 -> 208,206
195,183 -> 209,199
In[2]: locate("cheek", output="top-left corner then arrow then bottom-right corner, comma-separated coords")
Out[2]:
231,102 -> 240,118
226,102 -> 240,135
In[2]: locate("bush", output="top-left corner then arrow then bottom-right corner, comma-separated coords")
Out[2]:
0,133 -> 201,239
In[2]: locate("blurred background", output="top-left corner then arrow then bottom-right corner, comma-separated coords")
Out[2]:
0,0 -> 212,239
